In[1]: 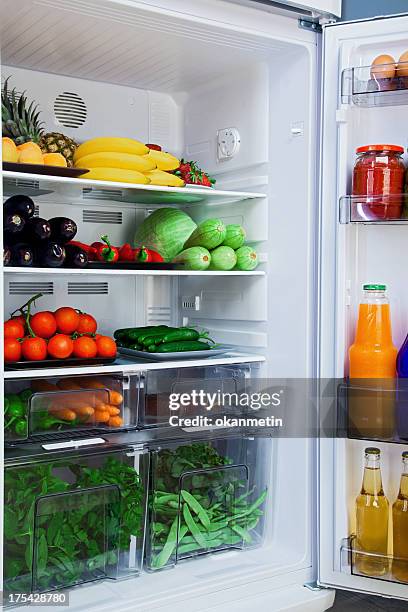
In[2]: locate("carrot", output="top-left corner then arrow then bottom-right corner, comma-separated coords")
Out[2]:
93,409 -> 110,423
108,390 -> 123,406
31,380 -> 59,393
106,405 -> 120,416
108,416 -> 123,427
83,380 -> 105,390
49,407 -> 76,421
72,405 -> 94,418
57,380 -> 82,391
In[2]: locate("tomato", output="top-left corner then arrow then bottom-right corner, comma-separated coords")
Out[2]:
54,307 -> 80,334
47,334 -> 74,359
11,315 -> 26,326
4,319 -> 25,339
30,311 -> 57,339
21,337 -> 47,361
95,336 -> 117,358
73,336 -> 97,358
77,313 -> 97,335
4,338 -> 22,362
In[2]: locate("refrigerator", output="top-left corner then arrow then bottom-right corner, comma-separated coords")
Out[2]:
0,0 -> 407,610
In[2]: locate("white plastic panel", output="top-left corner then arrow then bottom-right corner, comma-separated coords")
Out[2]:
319,15 -> 408,600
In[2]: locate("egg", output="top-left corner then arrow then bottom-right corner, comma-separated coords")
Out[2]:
370,54 -> 396,79
397,50 -> 408,77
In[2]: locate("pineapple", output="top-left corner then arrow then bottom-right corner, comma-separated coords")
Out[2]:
39,132 -> 78,167
2,77 -> 44,145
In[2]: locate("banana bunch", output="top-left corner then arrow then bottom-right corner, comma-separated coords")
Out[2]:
74,137 -> 184,187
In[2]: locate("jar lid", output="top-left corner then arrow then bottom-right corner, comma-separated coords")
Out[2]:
365,447 -> 381,455
363,284 -> 386,291
356,144 -> 404,154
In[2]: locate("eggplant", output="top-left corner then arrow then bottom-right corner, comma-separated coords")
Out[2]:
35,242 -> 66,268
49,217 -> 77,243
4,212 -> 25,234
11,243 -> 33,267
22,217 -> 51,242
4,194 -> 35,220
3,245 -> 11,266
64,244 -> 88,268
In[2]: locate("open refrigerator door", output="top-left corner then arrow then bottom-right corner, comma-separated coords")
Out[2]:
319,13 -> 408,601
0,0 -> 336,611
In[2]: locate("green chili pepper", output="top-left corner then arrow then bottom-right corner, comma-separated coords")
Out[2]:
6,401 -> 25,419
14,419 -> 28,437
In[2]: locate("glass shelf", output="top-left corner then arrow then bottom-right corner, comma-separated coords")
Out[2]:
342,62 -> 408,107
2,170 -> 266,207
341,537 -> 408,585
337,380 -> 408,444
339,195 -> 408,224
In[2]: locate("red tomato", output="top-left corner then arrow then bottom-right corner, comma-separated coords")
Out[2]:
21,337 -> 47,361
4,319 -> 25,339
11,315 -> 26,327
54,307 -> 80,334
95,336 -> 117,358
73,336 -> 97,358
4,338 -> 22,362
77,313 -> 97,335
30,311 -> 57,339
47,334 -> 74,359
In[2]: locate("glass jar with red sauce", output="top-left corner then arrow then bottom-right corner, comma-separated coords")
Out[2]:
352,144 -> 406,220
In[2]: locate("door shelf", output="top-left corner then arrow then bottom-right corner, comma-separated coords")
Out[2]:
337,380 -> 408,445
339,195 -> 408,224
4,266 -> 265,277
341,537 -> 408,586
342,62 -> 408,108
2,171 -> 266,206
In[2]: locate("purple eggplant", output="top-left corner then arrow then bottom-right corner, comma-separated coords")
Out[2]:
4,194 -> 35,220
35,242 -> 66,267
22,217 -> 51,242
49,217 -> 77,244
3,245 -> 11,266
11,243 -> 33,267
4,212 -> 25,234
64,244 -> 88,268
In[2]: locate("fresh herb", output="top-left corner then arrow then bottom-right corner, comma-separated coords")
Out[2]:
149,443 -> 267,570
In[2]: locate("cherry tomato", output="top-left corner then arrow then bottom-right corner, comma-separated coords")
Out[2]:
47,334 -> 74,359
4,319 -> 25,339
95,336 -> 117,358
73,336 -> 97,358
77,313 -> 97,335
4,338 -> 22,362
21,337 -> 47,361
30,311 -> 57,339
54,307 -> 80,334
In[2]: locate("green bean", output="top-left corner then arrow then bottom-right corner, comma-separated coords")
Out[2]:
153,516 -> 179,569
181,490 -> 211,529
231,524 -> 252,544
183,504 -> 207,548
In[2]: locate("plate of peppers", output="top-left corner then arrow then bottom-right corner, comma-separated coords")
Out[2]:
68,235 -> 176,269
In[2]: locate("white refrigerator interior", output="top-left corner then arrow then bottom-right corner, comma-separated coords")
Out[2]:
320,14 -> 408,601
0,1 -> 337,611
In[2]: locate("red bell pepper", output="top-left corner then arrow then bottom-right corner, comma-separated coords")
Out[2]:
135,246 -> 164,263
119,243 -> 135,262
95,235 -> 119,263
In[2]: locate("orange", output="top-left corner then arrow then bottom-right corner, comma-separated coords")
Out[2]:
43,152 -> 67,167
2,137 -> 18,162
17,142 -> 44,165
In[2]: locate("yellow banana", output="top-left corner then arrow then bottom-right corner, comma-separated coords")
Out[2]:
75,151 -> 156,172
144,149 -> 180,171
145,169 -> 185,187
74,137 -> 149,162
80,167 -> 150,184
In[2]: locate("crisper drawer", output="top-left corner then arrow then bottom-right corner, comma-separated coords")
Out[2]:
4,373 -> 139,443
3,446 -> 147,598
145,436 -> 270,571
139,364 -> 253,428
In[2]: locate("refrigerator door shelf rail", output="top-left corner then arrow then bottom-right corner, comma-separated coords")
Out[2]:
342,62 -> 408,108
339,195 -> 408,224
341,537 -> 408,586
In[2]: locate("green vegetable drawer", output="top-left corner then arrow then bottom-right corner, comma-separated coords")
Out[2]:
4,445 -> 147,598
4,373 -> 139,444
145,436 -> 270,571
139,364 -> 253,428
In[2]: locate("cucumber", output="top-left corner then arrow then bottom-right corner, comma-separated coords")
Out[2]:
222,224 -> 246,249
173,247 -> 211,270
184,218 -> 226,250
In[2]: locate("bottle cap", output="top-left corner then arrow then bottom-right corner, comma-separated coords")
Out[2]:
356,144 -> 404,154
365,447 -> 381,455
363,284 -> 386,291
402,451 -> 408,459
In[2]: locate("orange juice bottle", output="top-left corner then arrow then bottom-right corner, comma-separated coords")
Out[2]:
348,284 -> 397,438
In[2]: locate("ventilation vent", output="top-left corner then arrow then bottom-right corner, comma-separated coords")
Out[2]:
147,306 -> 171,325
9,282 -> 53,295
82,210 -> 123,224
182,296 -> 200,311
4,178 -> 40,191
83,188 -> 124,201
54,92 -> 87,128
68,282 -> 109,295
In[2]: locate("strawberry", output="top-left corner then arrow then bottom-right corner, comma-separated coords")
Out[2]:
145,143 -> 162,151
175,159 -> 216,187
